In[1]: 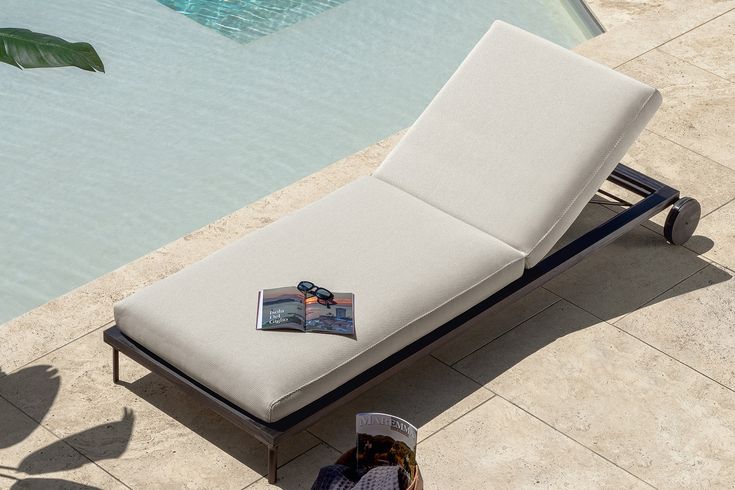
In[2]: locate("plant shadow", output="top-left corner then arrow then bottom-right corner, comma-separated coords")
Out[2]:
0,365 -> 133,489
0,366 -> 59,450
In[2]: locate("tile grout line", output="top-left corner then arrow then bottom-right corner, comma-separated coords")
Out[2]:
441,305 -> 657,488
437,270 -> 728,488
243,424 -> 431,489
435,354 -> 499,392
691,194 -> 735,221
555,266 -> 735,395
414,394 -> 497,448
612,6 -> 735,70
468,294 -> 735,488
305,430 -> 343,455
3,321 -> 113,378
685,245 -> 735,265
243,477 -> 261,489
241,436 -> 324,488
550,228 -> 710,326
432,297 -> 563,368
242,397 -> 496,488
492,393 -> 658,489
612,323 -> 735,397
420,359 -> 506,448
611,259 -> 711,325
658,47 -> 735,85
643,128 -> 735,178
275,438 -> 323,471
0,391 -> 134,489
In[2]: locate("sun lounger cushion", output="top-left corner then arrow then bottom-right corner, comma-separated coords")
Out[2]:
374,21 -> 661,267
114,21 -> 662,424
115,176 -> 525,422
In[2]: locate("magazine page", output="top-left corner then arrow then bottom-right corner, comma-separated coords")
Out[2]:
304,292 -> 354,335
256,286 -> 305,331
356,412 -> 417,478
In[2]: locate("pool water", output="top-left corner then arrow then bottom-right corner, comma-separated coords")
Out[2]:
156,0 -> 351,44
1,0 -> 601,325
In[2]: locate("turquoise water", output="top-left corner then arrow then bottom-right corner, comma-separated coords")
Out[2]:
157,0 -> 601,44
156,0 -> 351,43
1,0 -> 601,326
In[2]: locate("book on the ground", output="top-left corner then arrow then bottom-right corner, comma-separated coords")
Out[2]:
256,286 -> 355,335
356,412 -> 417,478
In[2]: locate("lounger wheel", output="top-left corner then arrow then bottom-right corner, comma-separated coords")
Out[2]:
664,197 -> 700,245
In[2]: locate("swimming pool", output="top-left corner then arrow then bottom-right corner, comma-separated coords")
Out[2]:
156,0 -> 352,44
0,0 -> 602,325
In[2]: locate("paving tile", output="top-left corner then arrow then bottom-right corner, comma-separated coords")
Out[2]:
545,204 -> 707,322
585,0 -> 733,31
687,199 -> 735,271
0,330 -> 319,489
431,288 -> 560,365
0,365 -> 60,429
0,396 -> 126,489
247,444 -> 340,490
660,9 -> 735,82
574,1 -> 735,67
308,356 -> 492,452
600,130 -> 735,229
584,0 -> 662,31
418,396 -> 648,489
456,301 -> 735,487
619,49 -> 735,171
616,264 -> 735,388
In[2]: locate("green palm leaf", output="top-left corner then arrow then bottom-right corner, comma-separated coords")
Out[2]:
0,28 -> 104,72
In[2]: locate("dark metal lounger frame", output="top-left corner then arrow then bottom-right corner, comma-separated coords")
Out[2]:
104,163 -> 697,483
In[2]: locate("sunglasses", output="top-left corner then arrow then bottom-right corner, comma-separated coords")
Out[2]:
297,281 -> 335,308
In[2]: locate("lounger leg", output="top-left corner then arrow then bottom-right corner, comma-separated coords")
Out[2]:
268,445 -> 278,484
112,348 -> 120,384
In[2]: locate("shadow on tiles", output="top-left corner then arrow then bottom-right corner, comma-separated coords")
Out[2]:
542,201 -> 728,320
120,371 -> 327,478
0,476 -> 102,489
0,366 -> 134,490
4,203 -> 719,487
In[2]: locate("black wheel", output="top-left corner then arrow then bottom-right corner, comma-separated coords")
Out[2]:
664,197 -> 701,245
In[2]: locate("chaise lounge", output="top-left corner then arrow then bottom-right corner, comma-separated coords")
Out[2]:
105,21 -> 701,483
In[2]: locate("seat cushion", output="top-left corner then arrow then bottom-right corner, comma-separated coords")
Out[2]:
374,20 -> 661,267
114,176 -> 524,422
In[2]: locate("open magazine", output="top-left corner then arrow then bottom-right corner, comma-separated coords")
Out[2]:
356,413 -> 417,478
256,286 -> 355,335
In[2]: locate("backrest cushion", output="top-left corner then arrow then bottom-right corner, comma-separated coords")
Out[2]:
374,21 -> 661,267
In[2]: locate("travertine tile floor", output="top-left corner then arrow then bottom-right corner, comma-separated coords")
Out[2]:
3,2 -> 735,489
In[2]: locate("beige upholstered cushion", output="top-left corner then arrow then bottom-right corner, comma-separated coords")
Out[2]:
374,20 -> 661,267
114,21 -> 663,423
115,176 -> 525,422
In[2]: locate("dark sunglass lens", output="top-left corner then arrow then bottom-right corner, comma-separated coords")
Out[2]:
314,288 -> 333,300
297,281 -> 314,292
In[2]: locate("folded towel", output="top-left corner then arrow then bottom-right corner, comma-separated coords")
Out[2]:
311,464 -> 410,490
